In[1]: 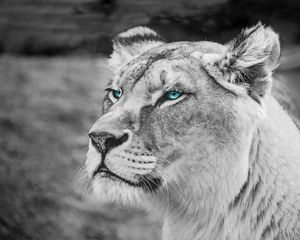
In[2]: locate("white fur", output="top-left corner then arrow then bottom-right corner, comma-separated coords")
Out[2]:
84,24 -> 300,240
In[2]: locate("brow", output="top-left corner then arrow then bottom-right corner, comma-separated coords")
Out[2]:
106,79 -> 114,88
160,70 -> 167,85
117,48 -> 177,89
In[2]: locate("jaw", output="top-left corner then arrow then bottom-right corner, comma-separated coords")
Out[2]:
91,176 -> 151,206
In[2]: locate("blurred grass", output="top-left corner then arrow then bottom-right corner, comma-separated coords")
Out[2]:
0,55 -> 161,240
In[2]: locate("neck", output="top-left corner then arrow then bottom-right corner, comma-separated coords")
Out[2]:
160,128 -> 262,240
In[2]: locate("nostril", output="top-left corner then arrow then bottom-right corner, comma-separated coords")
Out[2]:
120,133 -> 129,143
105,133 -> 129,150
88,132 -> 97,141
88,131 -> 129,153
88,132 -> 97,145
88,132 -> 107,153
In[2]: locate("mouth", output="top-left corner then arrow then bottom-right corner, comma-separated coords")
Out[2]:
93,165 -> 162,192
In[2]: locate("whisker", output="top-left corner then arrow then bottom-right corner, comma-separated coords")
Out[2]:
74,165 -> 92,199
164,171 -> 186,203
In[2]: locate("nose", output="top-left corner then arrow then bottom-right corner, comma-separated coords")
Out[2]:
88,131 -> 129,154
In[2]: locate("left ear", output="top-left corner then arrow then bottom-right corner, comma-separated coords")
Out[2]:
202,22 -> 280,102
108,26 -> 165,70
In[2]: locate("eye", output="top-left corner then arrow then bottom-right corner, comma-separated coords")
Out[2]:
112,89 -> 122,99
164,89 -> 183,100
106,88 -> 122,103
157,89 -> 187,109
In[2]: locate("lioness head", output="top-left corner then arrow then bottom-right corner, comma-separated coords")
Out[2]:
85,23 -> 280,209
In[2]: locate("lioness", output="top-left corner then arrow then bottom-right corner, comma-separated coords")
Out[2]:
85,23 -> 300,240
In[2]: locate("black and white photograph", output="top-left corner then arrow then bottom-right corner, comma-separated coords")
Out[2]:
0,0 -> 299,239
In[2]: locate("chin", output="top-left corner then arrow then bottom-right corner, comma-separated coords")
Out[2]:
91,175 -> 147,206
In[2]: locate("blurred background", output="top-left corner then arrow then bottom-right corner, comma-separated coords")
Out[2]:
0,0 -> 299,239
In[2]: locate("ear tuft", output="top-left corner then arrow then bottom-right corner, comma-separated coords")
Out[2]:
203,22 -> 280,101
113,27 -> 165,48
108,27 -> 165,70
227,22 -> 280,76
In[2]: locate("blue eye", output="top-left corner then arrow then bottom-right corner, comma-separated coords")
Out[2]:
164,90 -> 183,100
112,89 -> 122,99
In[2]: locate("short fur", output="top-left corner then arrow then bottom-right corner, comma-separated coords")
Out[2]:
84,23 -> 300,240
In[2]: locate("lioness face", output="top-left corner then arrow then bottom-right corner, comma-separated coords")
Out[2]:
86,46 -> 262,205
85,25 -> 279,207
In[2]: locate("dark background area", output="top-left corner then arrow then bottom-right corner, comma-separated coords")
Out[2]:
0,0 -> 299,239
0,0 -> 300,56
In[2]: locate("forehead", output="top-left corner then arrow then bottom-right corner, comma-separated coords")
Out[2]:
111,41 -> 225,91
113,51 -> 185,91
115,46 -> 178,88
140,58 -> 198,93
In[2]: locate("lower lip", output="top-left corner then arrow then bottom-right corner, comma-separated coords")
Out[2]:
94,170 -> 138,187
95,170 -> 115,179
94,170 -> 161,191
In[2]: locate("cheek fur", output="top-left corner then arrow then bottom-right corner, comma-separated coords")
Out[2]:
102,96 -> 113,113
144,99 -> 200,147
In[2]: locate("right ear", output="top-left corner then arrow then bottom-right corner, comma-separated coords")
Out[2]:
108,27 -> 165,70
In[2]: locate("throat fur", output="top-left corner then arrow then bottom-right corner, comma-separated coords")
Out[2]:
225,128 -> 299,240
162,126 -> 299,240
